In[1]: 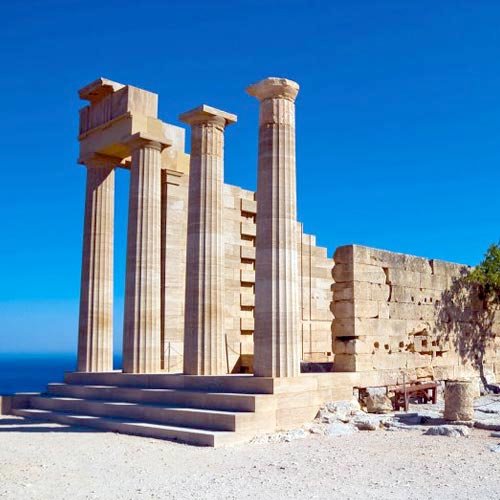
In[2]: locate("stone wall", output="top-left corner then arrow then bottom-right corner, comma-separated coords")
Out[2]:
160,166 -> 334,372
332,245 -> 500,382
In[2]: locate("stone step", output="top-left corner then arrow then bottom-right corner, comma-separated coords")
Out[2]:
11,408 -> 245,447
47,383 -> 274,412
29,395 -> 271,433
64,372 -> 274,394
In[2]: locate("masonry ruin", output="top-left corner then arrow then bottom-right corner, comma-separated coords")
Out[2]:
6,76 -> 499,445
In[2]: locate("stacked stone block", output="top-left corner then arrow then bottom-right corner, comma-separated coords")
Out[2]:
159,177 -> 334,372
300,233 -> 334,363
160,169 -> 189,371
332,244 -> 499,380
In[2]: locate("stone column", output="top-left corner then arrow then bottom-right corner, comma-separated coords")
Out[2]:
123,135 -> 166,374
247,77 -> 301,377
179,105 -> 236,375
77,154 -> 116,372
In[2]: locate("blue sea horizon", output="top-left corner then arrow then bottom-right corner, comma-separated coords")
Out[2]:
0,353 -> 123,394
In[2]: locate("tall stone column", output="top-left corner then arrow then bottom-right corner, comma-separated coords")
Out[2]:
77,155 -> 116,372
179,105 -> 236,375
247,77 -> 301,377
123,135 -> 166,374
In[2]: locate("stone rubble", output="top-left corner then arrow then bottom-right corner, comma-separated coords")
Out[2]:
253,394 -> 500,447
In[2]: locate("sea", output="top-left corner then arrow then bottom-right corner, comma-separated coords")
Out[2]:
0,353 -> 122,394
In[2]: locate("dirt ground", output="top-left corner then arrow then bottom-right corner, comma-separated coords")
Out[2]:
0,415 -> 499,500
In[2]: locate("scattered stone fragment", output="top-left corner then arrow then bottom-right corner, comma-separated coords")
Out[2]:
353,416 -> 379,431
322,399 -> 362,423
424,425 -> 470,437
366,394 -> 393,414
489,443 -> 500,453
283,429 -> 307,442
324,423 -> 357,437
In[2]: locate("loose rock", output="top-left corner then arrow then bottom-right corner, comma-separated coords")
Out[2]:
366,394 -> 393,414
424,425 -> 470,437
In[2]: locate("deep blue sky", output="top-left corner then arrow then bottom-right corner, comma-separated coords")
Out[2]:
0,0 -> 499,353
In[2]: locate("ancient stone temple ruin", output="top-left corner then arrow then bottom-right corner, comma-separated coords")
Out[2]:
7,77 -> 500,445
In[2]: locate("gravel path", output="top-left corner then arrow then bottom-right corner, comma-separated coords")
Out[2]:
0,415 -> 499,500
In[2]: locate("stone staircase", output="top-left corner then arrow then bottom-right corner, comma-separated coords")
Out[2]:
10,372 -> 355,446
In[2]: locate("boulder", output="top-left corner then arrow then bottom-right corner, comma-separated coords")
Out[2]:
366,394 -> 393,414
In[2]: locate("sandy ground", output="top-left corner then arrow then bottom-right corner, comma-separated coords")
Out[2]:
0,415 -> 499,500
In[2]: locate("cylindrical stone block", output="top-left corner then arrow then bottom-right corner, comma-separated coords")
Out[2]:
77,156 -> 115,372
123,138 -> 163,374
444,379 -> 475,421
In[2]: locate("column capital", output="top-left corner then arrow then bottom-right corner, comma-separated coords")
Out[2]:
124,132 -> 172,153
179,105 -> 237,129
79,153 -> 119,169
246,77 -> 300,102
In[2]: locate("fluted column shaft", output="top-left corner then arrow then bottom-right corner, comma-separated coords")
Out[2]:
180,105 -> 236,375
247,77 -> 301,377
123,138 -> 163,373
78,156 -> 115,372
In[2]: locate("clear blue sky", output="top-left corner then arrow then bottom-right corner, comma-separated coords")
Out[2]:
0,0 -> 499,353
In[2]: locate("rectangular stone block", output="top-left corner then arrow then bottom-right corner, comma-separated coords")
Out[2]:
333,263 -> 387,284
389,302 -> 422,320
431,259 -> 465,276
240,270 -> 255,284
240,293 -> 255,307
332,283 -> 355,301
311,265 -> 333,280
332,318 -> 355,337
353,263 -> 387,284
240,198 -> 257,214
334,353 -> 373,372
333,299 -> 379,319
240,317 -> 254,331
313,246 -> 328,259
240,222 -> 256,237
346,246 -> 432,274
420,273 -> 447,290
385,268 -> 420,288
334,336 -> 373,355
240,246 -> 256,260
333,245 -> 354,264
378,301 -> 390,319
353,318 -> 408,337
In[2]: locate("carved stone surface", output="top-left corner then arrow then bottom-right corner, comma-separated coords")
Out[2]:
77,155 -> 116,372
180,105 -> 236,375
122,136 -> 165,374
247,77 -> 301,377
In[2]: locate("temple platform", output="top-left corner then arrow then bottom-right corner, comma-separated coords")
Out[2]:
7,371 -> 366,446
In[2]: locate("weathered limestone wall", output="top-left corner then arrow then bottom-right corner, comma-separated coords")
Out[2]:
160,175 -> 334,372
300,233 -> 334,363
332,245 -> 500,382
